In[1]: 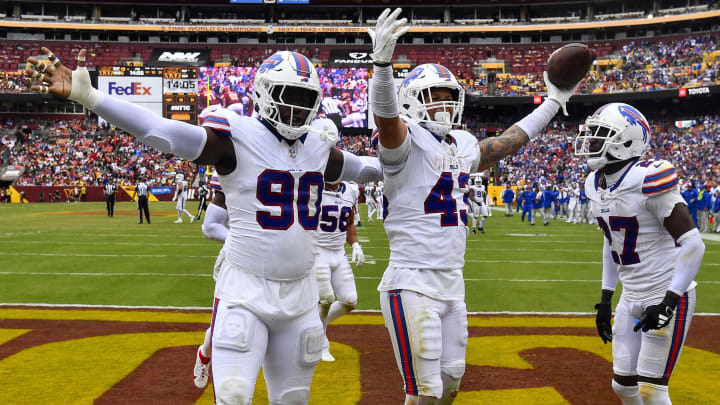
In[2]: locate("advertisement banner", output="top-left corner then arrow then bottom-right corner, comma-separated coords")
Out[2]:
98,76 -> 163,103
149,49 -> 210,66
328,50 -> 374,67
150,187 -> 173,195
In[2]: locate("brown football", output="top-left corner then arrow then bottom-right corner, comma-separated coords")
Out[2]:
546,43 -> 594,89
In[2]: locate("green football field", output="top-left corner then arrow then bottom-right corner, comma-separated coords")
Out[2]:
0,201 -> 718,313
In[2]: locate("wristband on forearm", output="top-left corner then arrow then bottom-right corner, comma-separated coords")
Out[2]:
600,289 -> 614,304
515,99 -> 560,140
370,65 -> 399,118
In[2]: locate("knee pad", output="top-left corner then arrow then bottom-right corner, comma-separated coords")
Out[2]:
270,388 -> 310,405
340,295 -> 357,311
216,377 -> 253,405
441,360 -> 466,380
612,380 -> 640,402
638,382 -> 671,405
314,266 -> 334,305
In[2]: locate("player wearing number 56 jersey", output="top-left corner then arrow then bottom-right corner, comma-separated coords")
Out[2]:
30,46 -> 382,405
314,181 -> 367,362
578,103 -> 705,405
368,8 -> 582,403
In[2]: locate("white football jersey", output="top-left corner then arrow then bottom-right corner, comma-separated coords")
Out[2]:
175,180 -> 188,200
470,184 -> 487,206
364,185 -> 375,204
317,182 -> 359,250
377,118 -> 479,300
585,158 -> 693,301
203,109 -> 337,316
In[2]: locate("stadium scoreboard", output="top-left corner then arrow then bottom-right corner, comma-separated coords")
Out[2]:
98,66 -> 163,77
163,67 -> 198,123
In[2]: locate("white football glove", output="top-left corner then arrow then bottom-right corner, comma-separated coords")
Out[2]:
367,8 -> 410,64
311,125 -> 339,143
543,71 -> 582,117
351,242 -> 365,267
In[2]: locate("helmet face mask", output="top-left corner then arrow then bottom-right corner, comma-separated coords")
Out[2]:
253,51 -> 322,140
575,103 -> 650,171
398,64 -> 465,136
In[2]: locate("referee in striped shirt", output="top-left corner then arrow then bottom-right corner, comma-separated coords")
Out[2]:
133,177 -> 151,224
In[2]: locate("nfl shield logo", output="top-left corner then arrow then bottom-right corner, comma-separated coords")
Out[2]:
289,147 -> 297,159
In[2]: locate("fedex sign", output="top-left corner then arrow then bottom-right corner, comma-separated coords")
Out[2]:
108,82 -> 152,96
98,76 -> 162,102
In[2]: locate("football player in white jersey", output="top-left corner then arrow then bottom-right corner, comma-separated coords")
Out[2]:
374,181 -> 384,220
347,181 -> 362,227
567,182 -> 580,223
172,173 -> 195,223
368,9 -> 583,404
576,103 -> 705,405
314,180 -> 371,362
194,175 -> 229,389
365,183 -> 377,221
28,47 -> 383,405
468,179 -> 488,234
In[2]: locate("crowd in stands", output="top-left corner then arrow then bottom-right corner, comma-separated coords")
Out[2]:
494,115 -> 720,192
2,34 -> 718,97
0,119 -> 196,188
2,113 -> 717,192
197,66 -> 368,127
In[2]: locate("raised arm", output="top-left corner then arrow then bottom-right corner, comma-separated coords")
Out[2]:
474,72 -> 582,172
26,47 -> 235,173
368,8 -> 410,149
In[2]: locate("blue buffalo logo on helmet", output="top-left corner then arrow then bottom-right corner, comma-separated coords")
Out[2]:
618,104 -> 650,142
258,54 -> 284,74
430,64 -> 452,81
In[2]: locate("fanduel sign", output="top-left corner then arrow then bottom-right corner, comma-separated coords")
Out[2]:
328,50 -> 374,67
149,49 -> 210,66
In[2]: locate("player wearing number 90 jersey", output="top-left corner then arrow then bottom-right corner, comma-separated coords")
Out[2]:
579,103 -> 705,405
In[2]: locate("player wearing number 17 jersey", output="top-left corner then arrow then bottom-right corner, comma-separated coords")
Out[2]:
578,103 -> 705,405
368,8 -> 583,404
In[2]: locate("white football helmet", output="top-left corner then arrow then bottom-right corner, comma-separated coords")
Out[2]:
398,63 -> 465,136
252,51 -> 322,140
175,173 -> 184,182
575,103 -> 650,171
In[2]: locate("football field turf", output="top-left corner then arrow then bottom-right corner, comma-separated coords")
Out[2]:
0,201 -> 718,313
1,201 -> 720,404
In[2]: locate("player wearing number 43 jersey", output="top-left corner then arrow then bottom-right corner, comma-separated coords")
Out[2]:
368,8 -> 584,404
28,45 -> 382,405
577,103 -> 705,405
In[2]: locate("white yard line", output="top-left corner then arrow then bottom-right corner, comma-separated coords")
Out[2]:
0,303 -> 717,317
0,252 -> 216,259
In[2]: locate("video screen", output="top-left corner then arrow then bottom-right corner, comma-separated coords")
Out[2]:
197,66 -> 368,130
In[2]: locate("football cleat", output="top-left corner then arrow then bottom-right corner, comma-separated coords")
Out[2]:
321,336 -> 335,362
193,346 -> 211,389
174,218 -> 183,224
